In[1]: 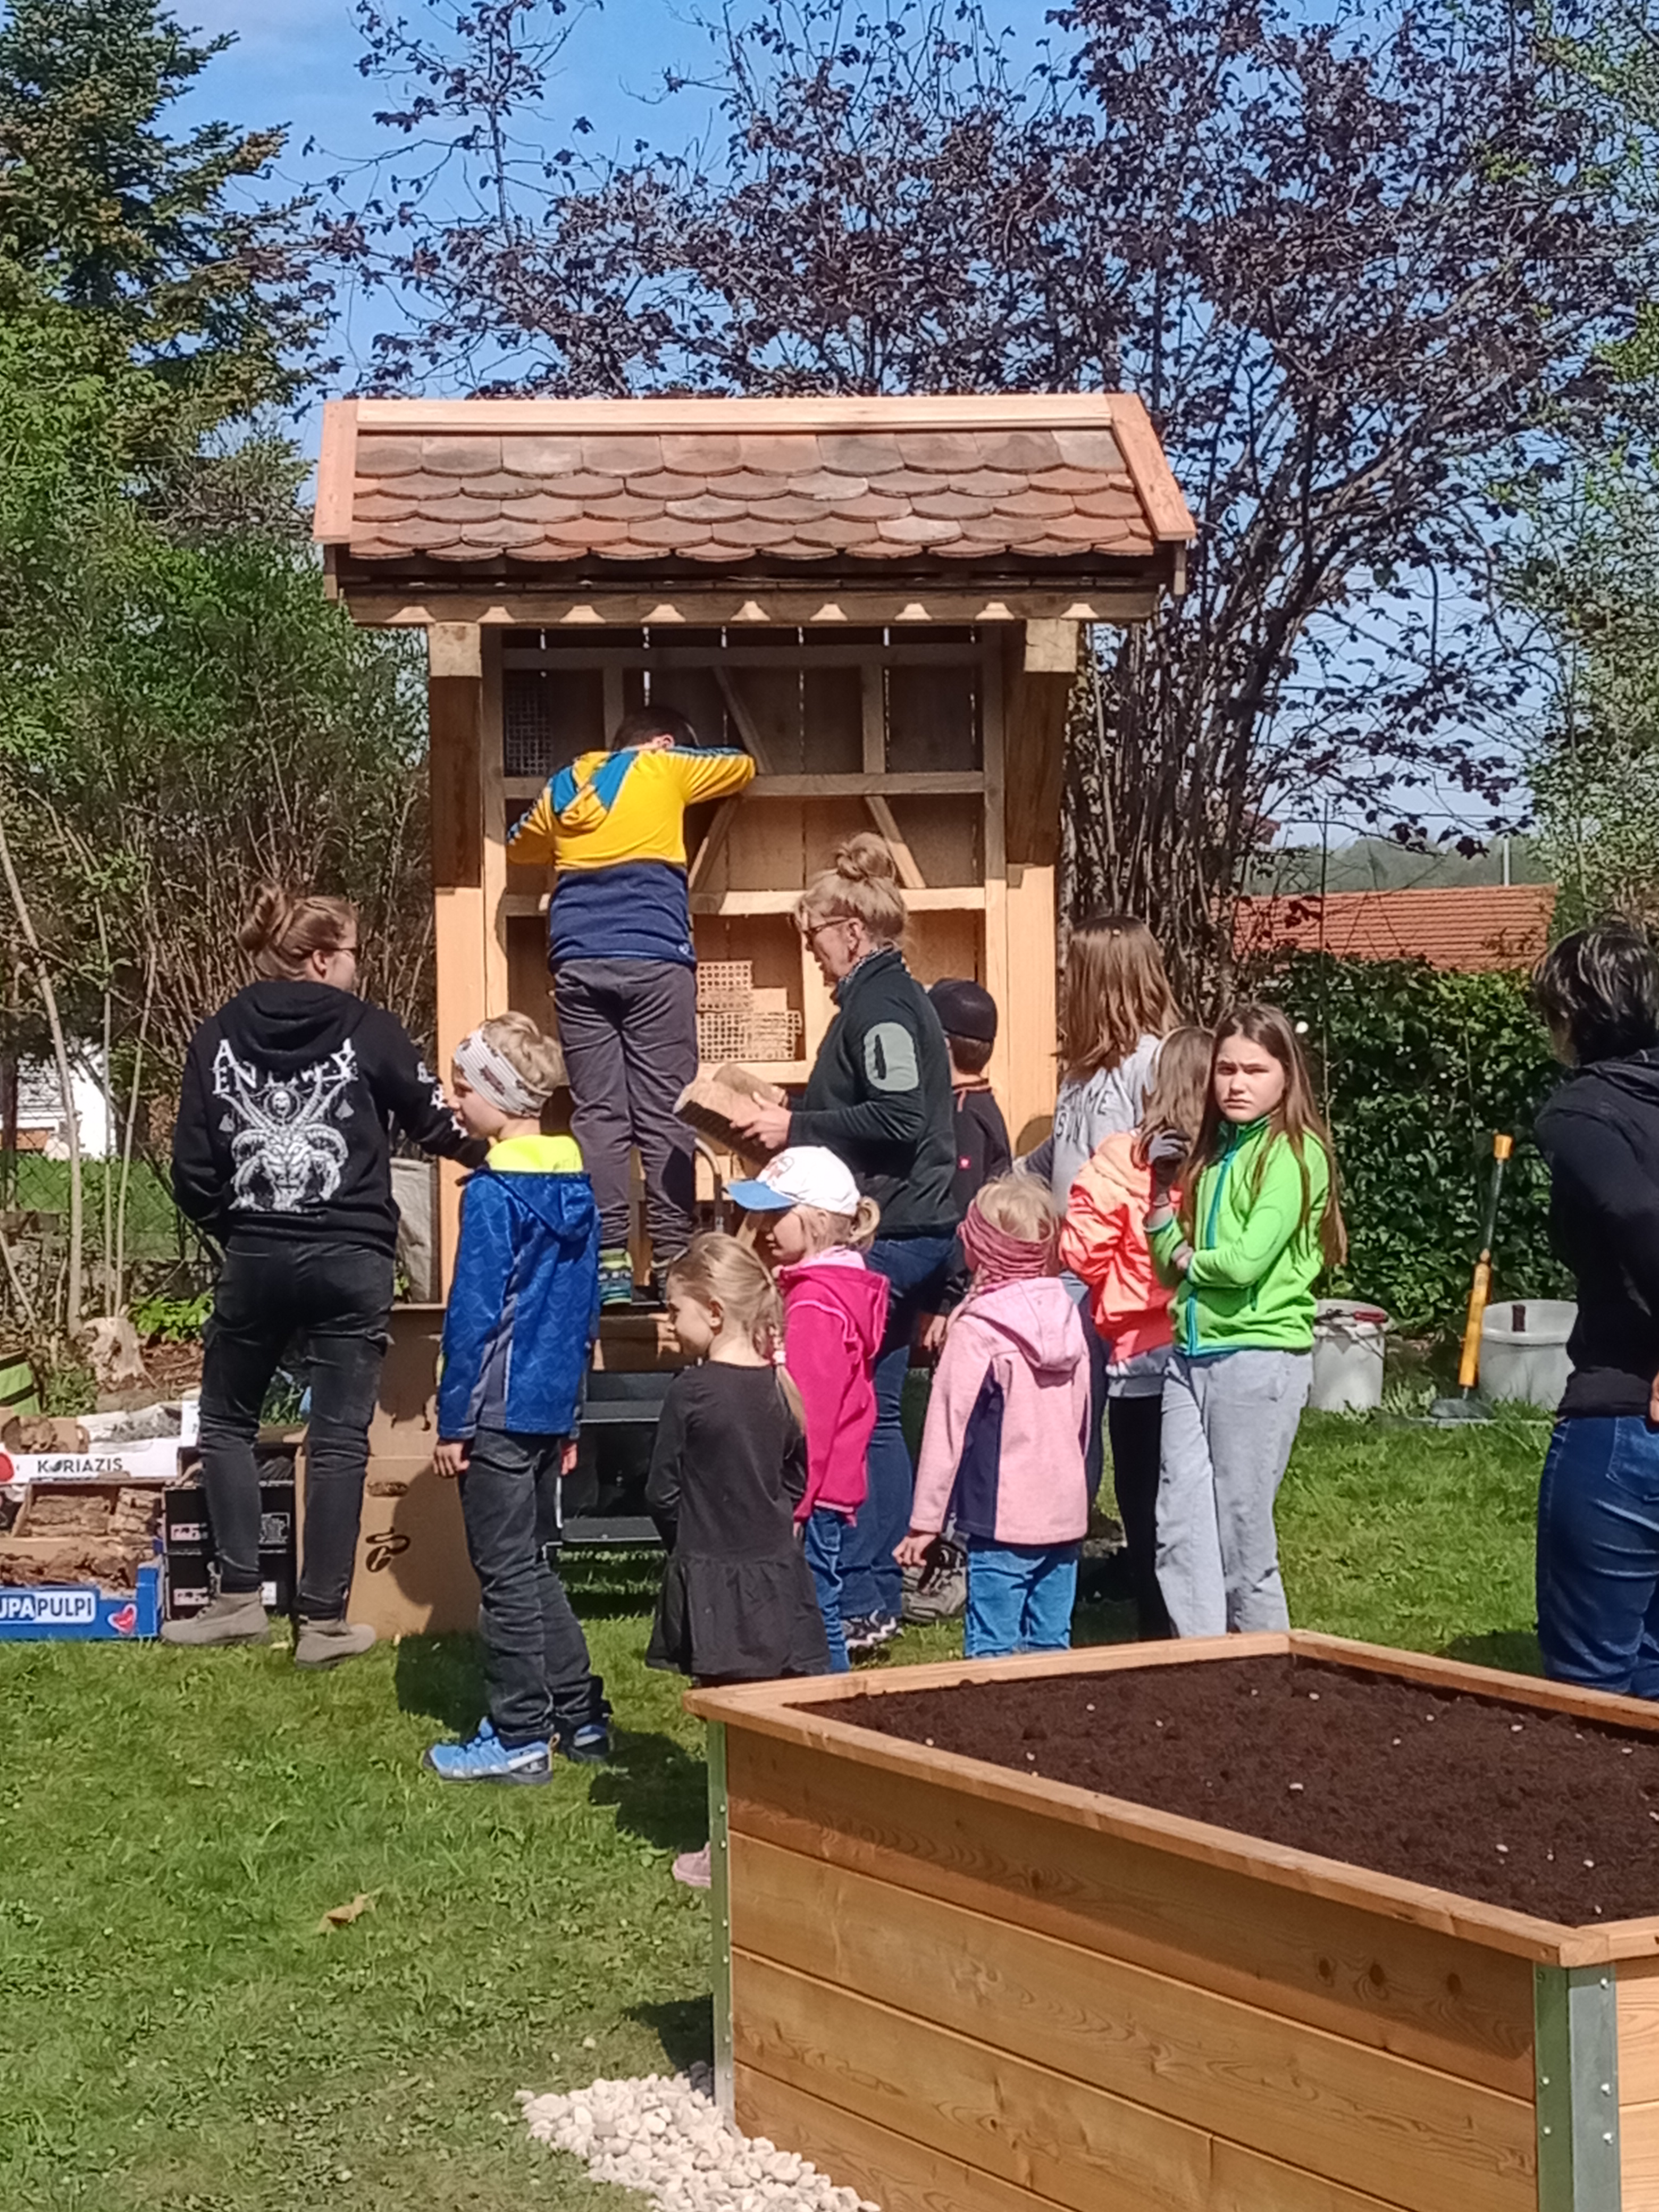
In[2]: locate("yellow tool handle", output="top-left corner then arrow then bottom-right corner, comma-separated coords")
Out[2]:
1459,1258 -> 1492,1389
1494,1134 -> 1514,1163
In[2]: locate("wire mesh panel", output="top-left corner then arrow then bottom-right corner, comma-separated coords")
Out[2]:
697,962 -> 753,1011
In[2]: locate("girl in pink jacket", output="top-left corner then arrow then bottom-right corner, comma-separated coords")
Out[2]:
726,1146 -> 889,1672
897,1177 -> 1090,1658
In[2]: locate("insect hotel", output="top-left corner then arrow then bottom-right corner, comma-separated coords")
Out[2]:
314,391 -> 1194,1271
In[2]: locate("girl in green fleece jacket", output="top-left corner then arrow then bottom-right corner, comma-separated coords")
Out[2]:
1146,1006 -> 1345,1637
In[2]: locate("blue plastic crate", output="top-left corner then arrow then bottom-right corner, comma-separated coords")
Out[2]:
0,1558 -> 160,1640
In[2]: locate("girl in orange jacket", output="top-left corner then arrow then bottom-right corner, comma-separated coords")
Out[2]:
1059,1027 -> 1211,1638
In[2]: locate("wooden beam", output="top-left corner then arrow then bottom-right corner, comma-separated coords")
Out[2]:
688,886 -> 986,917
714,666 -> 776,774
354,393 -> 1127,434
687,798 -> 741,892
860,664 -> 885,776
1002,623 -> 1076,870
1024,617 -> 1082,674
1108,393 -> 1199,542
312,399 -> 358,543
428,619 -> 482,681
480,629 -> 508,1018
341,588 -> 1164,631
863,796 -> 925,890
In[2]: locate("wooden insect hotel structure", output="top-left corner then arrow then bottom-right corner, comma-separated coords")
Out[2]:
314,393 -> 1194,1276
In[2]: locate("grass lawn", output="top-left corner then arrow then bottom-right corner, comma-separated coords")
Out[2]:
0,1407 -> 1551,2211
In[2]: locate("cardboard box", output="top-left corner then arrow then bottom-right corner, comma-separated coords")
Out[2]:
0,1438 -> 181,1485
0,1559 -> 160,1639
297,1448 -> 479,1637
369,1307 -> 442,1456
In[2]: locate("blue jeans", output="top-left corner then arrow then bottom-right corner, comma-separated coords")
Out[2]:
802,1507 -> 851,1674
965,1539 -> 1080,1660
840,1230 -> 958,1621
1537,1415 -> 1659,1697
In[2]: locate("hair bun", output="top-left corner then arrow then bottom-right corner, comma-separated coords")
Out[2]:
238,883 -> 292,957
834,832 -> 898,885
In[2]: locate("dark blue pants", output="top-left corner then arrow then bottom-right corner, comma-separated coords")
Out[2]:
1537,1414 -> 1659,1698
840,1230 -> 957,1621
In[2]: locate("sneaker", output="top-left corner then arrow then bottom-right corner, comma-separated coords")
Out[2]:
843,1613 -> 896,1658
160,1590 -> 269,1647
672,1846 -> 713,1889
598,1248 -> 634,1308
558,1722 -> 611,1765
293,1618 -> 378,1669
425,1719 -> 551,1784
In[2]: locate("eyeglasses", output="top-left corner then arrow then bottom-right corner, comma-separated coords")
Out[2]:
801,917 -> 853,945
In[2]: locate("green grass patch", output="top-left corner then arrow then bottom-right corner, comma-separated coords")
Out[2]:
0,1410 -> 1549,2209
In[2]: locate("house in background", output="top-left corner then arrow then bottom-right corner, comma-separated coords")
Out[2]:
9,1059 -> 114,1158
1234,884 -> 1556,972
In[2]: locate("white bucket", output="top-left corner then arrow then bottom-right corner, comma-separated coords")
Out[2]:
1311,1299 -> 1390,1413
1479,1299 -> 1577,1409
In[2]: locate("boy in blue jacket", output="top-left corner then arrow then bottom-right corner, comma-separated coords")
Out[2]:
424,1013 -> 608,1783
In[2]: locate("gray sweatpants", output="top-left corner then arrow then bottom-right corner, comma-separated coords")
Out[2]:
1155,1347 -> 1311,1637
552,957 -> 698,1256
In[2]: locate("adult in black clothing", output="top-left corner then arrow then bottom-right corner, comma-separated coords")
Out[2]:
727,833 -> 960,1642
166,886 -> 484,1665
1532,922 -> 1659,1695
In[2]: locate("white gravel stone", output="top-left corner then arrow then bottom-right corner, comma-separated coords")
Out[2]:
518,2067 -> 882,2211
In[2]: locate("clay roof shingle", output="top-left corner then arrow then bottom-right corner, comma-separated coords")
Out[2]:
314,395 -> 1193,581
1235,886 -> 1556,973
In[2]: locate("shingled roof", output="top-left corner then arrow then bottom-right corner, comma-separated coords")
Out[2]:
1235,886 -> 1556,973
315,395 -> 1193,603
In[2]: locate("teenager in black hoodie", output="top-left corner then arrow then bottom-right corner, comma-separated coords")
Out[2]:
165,887 -> 484,1665
1534,921 -> 1659,1696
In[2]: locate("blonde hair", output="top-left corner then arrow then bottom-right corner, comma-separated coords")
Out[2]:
480,1011 -> 566,1099
239,885 -> 357,981
794,833 -> 907,944
973,1174 -> 1061,1243
666,1233 -> 806,1423
1060,914 -> 1180,1083
790,1197 -> 881,1255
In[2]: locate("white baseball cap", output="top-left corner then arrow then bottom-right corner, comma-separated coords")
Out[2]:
726,1146 -> 862,1217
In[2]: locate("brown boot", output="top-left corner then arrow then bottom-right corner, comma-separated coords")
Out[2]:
293,1618 -> 378,1669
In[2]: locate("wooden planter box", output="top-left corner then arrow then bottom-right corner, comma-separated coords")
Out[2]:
686,1633 -> 1659,2212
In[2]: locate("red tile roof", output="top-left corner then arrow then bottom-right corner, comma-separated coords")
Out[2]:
314,395 -> 1194,583
1235,886 -> 1556,972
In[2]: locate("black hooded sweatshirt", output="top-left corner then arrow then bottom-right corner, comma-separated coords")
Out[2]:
1536,1051 -> 1659,1417
172,982 -> 484,1254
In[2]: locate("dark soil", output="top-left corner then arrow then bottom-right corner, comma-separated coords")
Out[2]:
835,1654 -> 1659,1924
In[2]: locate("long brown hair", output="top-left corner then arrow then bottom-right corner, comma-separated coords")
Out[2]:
664,1232 -> 806,1423
1133,1026 -> 1213,1167
1182,1004 -> 1347,1268
1060,914 -> 1179,1083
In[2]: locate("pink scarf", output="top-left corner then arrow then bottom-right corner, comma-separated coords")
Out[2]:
959,1199 -> 1058,1288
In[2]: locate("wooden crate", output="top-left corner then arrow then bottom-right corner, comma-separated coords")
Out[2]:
687,1633 -> 1659,2212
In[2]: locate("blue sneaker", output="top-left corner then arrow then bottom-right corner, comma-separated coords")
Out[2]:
559,1722 -> 612,1765
423,1720 -> 551,1784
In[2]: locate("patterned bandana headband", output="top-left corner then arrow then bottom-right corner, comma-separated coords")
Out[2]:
959,1199 -> 1058,1287
454,1029 -> 544,1118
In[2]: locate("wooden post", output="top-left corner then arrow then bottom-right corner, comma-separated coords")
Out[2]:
998,624 -> 1074,1143
429,622 -> 485,1286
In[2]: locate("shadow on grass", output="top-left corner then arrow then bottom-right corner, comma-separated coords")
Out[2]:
1440,1628 -> 1545,1677
1072,1598 -> 1142,1648
590,1728 -> 708,1854
631,1995 -> 714,2075
393,1632 -> 484,1729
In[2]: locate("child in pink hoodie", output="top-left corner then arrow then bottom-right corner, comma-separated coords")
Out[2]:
897,1177 -> 1090,1658
726,1147 -> 890,1672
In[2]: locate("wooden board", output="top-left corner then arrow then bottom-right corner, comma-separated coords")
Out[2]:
724,1729 -> 1536,2097
1620,2094 -> 1659,2207
729,1834 -> 1533,2212
732,1954 -> 1532,2212
1622,1957 -> 1659,2107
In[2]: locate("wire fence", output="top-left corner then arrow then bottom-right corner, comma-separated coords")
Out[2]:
0,1153 -> 210,1333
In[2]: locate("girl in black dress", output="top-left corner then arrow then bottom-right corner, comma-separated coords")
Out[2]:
647,1233 -> 830,1883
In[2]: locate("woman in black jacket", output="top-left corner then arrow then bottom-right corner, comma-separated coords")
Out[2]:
166,886 -> 483,1665
728,834 -> 960,1650
1533,921 -> 1659,1695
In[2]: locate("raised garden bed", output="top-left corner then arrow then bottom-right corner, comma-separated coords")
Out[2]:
687,1634 -> 1659,2212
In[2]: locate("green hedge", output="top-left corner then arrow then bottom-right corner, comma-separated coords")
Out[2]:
1262,953 -> 1573,1332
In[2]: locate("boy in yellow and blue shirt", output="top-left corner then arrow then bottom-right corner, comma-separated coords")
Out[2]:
508,705 -> 755,1305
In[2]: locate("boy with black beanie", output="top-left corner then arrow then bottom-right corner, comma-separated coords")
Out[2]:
928,978 -> 1012,1210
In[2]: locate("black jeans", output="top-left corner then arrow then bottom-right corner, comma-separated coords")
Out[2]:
458,1427 -> 602,1746
1106,1393 -> 1172,1641
199,1241 -> 392,1621
552,957 -> 698,1254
